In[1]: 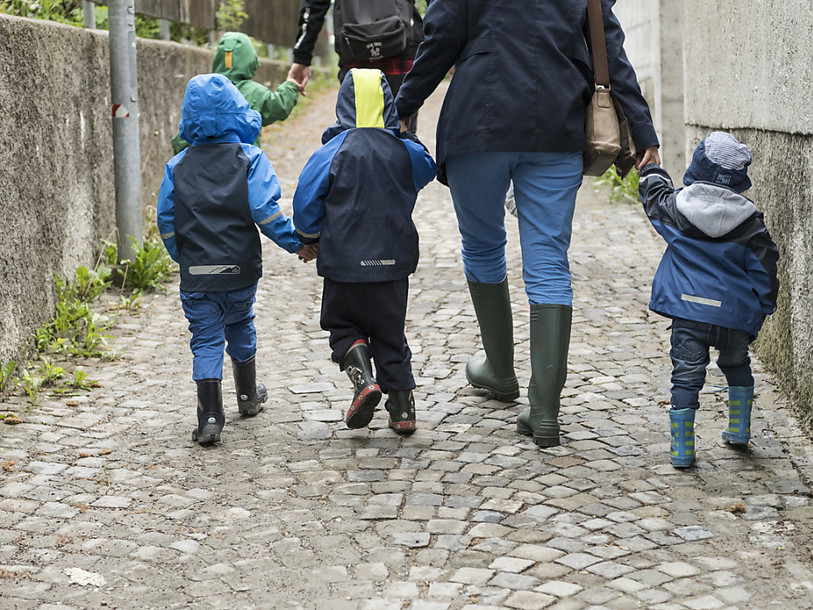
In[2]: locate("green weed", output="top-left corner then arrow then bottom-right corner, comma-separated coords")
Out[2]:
124,235 -> 175,293
66,367 -> 99,391
35,274 -> 113,358
0,361 -> 16,393
596,166 -> 641,204
18,368 -> 43,403
33,356 -> 66,386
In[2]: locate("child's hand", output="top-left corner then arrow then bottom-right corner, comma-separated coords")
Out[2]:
296,243 -> 318,262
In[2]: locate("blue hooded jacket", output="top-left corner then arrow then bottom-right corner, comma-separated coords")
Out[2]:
157,74 -> 302,293
293,69 -> 438,283
638,164 -> 779,339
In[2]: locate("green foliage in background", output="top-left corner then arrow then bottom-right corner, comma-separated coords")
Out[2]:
596,166 -> 641,204
216,0 -> 247,32
1,0 -> 83,25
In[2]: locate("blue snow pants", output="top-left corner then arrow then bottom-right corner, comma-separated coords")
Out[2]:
445,151 -> 583,305
180,284 -> 258,381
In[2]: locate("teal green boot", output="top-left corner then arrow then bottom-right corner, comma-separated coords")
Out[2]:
670,408 -> 696,468
465,278 -> 520,402
721,385 -> 753,445
516,304 -> 571,447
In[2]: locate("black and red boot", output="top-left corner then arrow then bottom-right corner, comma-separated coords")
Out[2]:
385,390 -> 416,435
231,355 -> 268,416
192,379 -> 224,445
342,340 -> 382,429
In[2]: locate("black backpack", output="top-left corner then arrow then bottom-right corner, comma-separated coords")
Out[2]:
333,0 -> 415,63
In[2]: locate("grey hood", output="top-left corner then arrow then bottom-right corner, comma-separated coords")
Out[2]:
675,183 -> 757,238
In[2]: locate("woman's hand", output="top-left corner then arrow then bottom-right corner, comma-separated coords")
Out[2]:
636,145 -> 661,170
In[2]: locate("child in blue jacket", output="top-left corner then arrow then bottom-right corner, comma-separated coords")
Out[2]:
157,73 -> 315,445
638,132 -> 779,467
293,69 -> 437,434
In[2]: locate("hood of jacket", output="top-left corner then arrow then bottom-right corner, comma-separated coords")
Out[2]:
212,32 -> 258,82
675,182 -> 757,238
322,68 -> 400,144
179,73 -> 261,146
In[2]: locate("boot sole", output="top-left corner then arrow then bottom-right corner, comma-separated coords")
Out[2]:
388,418 -> 416,435
192,424 -> 222,445
346,385 -> 382,429
466,372 -> 520,402
670,458 -> 695,468
517,420 -> 559,446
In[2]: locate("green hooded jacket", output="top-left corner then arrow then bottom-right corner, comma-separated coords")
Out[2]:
171,32 -> 299,153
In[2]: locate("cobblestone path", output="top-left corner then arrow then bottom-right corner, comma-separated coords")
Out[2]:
2,82 -> 813,610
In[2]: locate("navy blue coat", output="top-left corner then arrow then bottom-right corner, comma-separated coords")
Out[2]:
293,69 -> 438,283
639,164 -> 779,339
395,0 -> 659,182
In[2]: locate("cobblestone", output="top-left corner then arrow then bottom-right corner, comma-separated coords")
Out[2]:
2,81 -> 813,608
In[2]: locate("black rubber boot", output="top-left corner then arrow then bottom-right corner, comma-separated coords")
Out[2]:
231,355 -> 268,416
516,304 -> 571,447
192,379 -> 224,445
465,278 -> 520,402
385,390 -> 416,435
342,340 -> 382,429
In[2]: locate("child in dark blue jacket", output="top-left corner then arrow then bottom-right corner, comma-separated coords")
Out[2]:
157,74 -> 315,445
638,132 -> 779,467
294,68 -> 437,434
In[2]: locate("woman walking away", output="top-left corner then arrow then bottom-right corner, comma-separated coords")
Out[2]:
395,0 -> 660,447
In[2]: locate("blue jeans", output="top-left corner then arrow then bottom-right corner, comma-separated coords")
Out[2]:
445,151 -> 583,305
180,284 -> 258,381
669,317 -> 753,410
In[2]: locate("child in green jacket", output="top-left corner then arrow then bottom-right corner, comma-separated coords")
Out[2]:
171,32 -> 299,153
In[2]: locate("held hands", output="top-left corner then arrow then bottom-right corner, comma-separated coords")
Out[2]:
287,63 -> 311,96
636,145 -> 661,170
296,243 -> 319,262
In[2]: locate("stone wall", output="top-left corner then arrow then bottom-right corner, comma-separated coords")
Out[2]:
683,0 -> 813,426
0,14 -> 291,365
617,1 -> 813,425
613,1 -> 685,179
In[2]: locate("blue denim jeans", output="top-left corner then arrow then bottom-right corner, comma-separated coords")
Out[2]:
445,151 -> 583,306
669,317 -> 753,410
180,284 -> 258,381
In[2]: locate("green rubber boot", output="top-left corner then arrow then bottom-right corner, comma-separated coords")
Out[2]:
721,385 -> 753,445
670,408 -> 696,467
516,304 -> 572,447
465,278 -> 520,402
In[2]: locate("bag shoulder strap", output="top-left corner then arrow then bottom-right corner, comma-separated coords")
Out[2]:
587,0 -> 611,88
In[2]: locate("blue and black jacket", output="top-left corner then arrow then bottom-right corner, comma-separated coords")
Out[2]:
157,74 -> 302,293
293,69 -> 438,283
638,164 -> 779,339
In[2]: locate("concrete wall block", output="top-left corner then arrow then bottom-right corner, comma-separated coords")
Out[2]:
0,14 -> 294,364
683,0 -> 813,135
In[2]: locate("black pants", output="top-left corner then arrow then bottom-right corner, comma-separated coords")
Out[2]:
321,278 -> 414,393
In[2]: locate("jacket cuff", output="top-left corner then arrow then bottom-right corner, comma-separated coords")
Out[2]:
292,52 -> 313,67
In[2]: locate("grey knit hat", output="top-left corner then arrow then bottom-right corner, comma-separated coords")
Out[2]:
683,132 -> 752,193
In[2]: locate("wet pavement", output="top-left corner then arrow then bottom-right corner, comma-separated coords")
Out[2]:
1,81 -> 813,610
